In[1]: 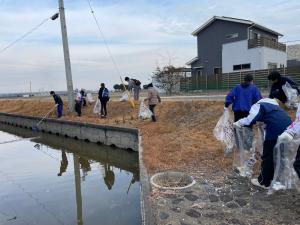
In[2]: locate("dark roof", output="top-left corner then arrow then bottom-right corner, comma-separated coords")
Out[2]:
192,16 -> 283,37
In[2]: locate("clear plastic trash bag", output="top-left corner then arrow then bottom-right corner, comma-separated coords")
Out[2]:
120,92 -> 129,102
282,82 -> 299,109
213,110 -> 235,154
93,99 -> 101,114
86,93 -> 94,103
233,124 -> 264,177
139,102 -> 152,120
268,138 -> 300,194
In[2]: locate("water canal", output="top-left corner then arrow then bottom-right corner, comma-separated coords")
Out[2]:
0,124 -> 141,225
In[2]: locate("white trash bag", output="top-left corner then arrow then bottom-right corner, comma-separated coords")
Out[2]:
234,125 -> 264,177
268,138 -> 300,194
93,99 -> 101,114
282,82 -> 299,109
87,93 -> 95,103
120,92 -> 129,102
213,110 -> 235,155
139,102 -> 152,120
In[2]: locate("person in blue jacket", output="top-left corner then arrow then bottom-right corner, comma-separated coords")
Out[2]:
225,74 -> 262,122
234,98 -> 292,189
268,71 -> 299,104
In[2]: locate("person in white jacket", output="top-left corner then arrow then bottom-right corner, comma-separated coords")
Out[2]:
278,106 -> 300,179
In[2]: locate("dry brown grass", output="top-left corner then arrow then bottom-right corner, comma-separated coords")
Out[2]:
1,98 -> 295,174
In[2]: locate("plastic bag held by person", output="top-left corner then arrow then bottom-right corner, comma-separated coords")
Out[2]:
120,92 -> 129,102
268,138 -> 300,194
282,82 -> 299,108
213,110 -> 235,154
93,99 -> 101,114
139,102 -> 152,120
234,125 -> 264,177
87,93 -> 94,103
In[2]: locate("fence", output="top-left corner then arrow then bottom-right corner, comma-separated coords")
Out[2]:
180,66 -> 300,93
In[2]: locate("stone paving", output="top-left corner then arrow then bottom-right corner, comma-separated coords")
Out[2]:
151,171 -> 300,225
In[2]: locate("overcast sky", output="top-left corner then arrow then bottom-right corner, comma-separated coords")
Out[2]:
0,0 -> 300,93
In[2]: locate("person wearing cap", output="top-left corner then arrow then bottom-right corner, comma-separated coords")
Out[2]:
234,98 -> 292,189
224,74 -> 262,122
144,83 -> 161,122
50,91 -> 63,118
125,76 -> 141,101
268,71 -> 299,104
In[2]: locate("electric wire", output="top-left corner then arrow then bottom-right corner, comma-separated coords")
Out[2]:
0,17 -> 50,54
85,0 -> 122,76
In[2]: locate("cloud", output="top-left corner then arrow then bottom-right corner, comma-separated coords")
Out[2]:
0,0 -> 299,93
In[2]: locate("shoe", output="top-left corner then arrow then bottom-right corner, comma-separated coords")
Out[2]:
251,178 -> 269,190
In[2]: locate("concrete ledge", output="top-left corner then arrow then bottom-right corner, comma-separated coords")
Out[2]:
0,112 -> 139,151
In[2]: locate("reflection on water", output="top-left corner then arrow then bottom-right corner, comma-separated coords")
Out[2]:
0,124 -> 141,225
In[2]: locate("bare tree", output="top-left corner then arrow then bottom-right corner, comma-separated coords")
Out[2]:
152,65 -> 183,95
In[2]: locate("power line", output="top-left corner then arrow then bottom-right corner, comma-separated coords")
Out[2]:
86,0 -> 122,76
0,17 -> 51,54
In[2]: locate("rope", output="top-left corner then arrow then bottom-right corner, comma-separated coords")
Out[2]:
85,0 -> 122,76
0,17 -> 50,54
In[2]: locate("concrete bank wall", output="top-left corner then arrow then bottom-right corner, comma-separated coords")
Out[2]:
0,113 -> 139,151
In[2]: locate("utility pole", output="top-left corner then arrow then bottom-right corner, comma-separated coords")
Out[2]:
58,0 -> 74,112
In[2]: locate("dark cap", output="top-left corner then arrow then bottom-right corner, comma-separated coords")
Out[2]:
50,91 -> 55,95
268,71 -> 281,81
243,74 -> 253,83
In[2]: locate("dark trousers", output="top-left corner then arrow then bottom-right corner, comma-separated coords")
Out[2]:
57,104 -> 63,118
75,101 -> 82,116
258,140 -> 277,187
234,110 -> 249,122
294,145 -> 300,179
149,105 -> 156,122
101,100 -> 108,116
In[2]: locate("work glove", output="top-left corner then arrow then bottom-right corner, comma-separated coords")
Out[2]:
278,131 -> 294,143
233,121 -> 242,129
55,104 -> 59,107
224,107 -> 228,112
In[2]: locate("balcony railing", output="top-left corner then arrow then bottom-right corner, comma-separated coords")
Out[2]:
248,37 -> 286,52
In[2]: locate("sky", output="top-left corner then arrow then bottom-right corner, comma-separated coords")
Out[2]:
0,0 -> 300,93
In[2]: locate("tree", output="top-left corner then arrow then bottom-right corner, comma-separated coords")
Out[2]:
113,84 -> 121,91
113,84 -> 127,91
152,65 -> 183,95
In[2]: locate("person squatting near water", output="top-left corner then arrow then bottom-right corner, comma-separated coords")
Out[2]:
50,91 -> 63,118
144,83 -> 161,122
125,76 -> 141,101
98,83 -> 110,118
234,98 -> 292,189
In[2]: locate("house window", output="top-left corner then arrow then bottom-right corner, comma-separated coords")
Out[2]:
233,63 -> 251,71
233,65 -> 241,70
242,64 -> 251,69
226,33 -> 239,39
268,63 -> 277,69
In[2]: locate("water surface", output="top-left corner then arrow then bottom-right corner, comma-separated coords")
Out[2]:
0,124 -> 141,225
